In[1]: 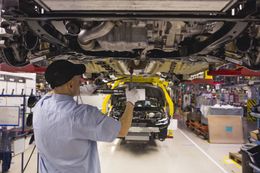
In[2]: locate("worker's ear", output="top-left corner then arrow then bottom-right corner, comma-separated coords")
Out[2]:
68,82 -> 73,89
68,79 -> 74,89
66,81 -> 74,95
67,78 -> 74,88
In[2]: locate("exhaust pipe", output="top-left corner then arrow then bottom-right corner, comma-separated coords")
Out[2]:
78,21 -> 114,50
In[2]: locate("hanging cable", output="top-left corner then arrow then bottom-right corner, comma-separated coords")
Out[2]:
23,145 -> 36,172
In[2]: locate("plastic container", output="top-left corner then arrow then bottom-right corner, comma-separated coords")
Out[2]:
247,145 -> 260,167
249,163 -> 260,173
241,144 -> 257,173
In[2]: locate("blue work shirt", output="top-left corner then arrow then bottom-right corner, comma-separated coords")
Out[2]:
33,94 -> 121,173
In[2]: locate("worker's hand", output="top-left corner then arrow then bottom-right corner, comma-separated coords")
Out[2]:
80,84 -> 98,95
125,88 -> 140,105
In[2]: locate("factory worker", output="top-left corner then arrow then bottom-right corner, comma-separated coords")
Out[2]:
33,60 -> 139,173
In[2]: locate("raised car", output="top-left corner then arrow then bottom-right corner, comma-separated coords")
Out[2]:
0,0 -> 259,78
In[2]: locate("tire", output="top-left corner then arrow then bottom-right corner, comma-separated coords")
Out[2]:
2,47 -> 29,67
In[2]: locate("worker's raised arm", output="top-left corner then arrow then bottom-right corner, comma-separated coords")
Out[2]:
118,88 -> 140,137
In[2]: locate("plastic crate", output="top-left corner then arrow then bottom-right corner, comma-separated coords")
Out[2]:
247,145 -> 260,168
249,163 -> 260,173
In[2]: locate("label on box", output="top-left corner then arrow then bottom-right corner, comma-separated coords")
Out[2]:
225,126 -> 233,133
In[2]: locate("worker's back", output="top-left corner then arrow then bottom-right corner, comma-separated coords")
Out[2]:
33,93 -> 120,173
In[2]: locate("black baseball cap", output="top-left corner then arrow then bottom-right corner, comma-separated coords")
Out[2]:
45,60 -> 86,88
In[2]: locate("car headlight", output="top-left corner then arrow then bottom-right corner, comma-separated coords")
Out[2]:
155,117 -> 169,126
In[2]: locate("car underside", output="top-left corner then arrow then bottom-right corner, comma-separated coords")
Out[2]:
0,0 -> 259,78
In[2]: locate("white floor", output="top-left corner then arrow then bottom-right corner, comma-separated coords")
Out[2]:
5,127 -> 242,173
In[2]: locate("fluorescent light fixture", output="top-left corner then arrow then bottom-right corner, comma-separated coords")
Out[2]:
39,0 -> 233,12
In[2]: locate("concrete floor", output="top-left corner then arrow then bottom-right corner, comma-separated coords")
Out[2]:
5,127 -> 242,173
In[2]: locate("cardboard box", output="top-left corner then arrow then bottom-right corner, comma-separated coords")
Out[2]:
250,130 -> 260,140
208,115 -> 244,144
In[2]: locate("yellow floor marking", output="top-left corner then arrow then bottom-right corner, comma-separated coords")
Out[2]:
223,156 -> 241,169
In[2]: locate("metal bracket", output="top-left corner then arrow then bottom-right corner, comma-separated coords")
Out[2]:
26,21 -> 68,47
